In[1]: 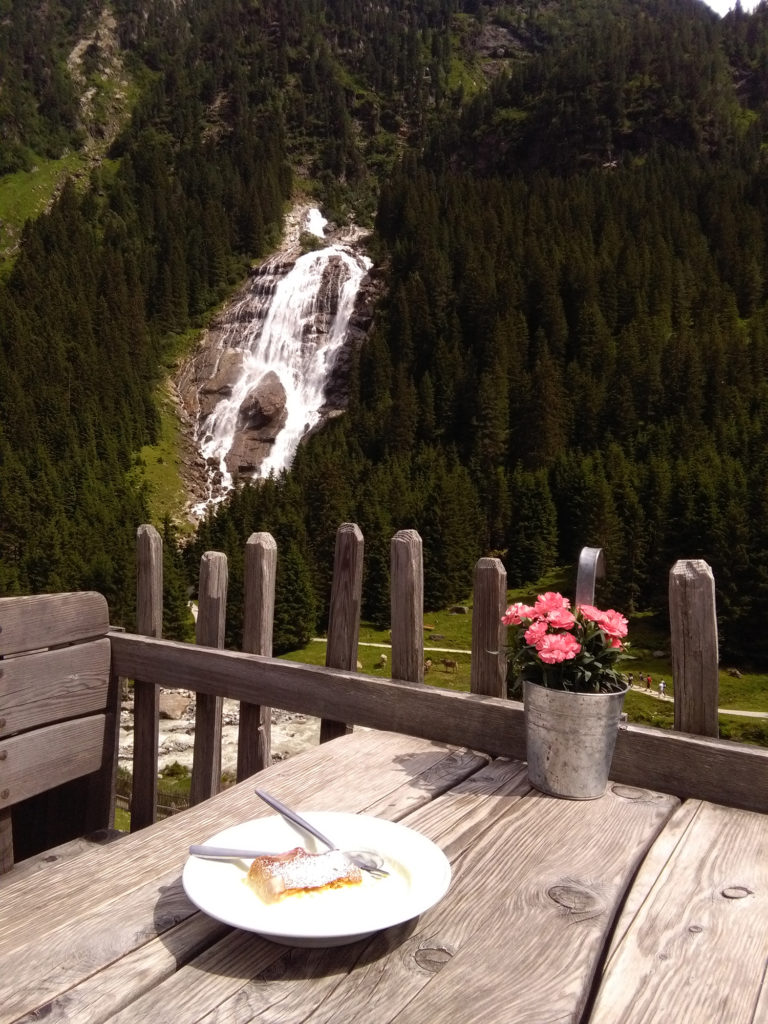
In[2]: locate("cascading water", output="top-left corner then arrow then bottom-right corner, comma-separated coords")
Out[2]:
189,209 -> 372,516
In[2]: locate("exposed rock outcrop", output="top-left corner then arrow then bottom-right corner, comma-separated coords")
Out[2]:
225,372 -> 288,476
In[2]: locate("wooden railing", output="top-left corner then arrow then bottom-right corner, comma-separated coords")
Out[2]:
110,524 -> 768,829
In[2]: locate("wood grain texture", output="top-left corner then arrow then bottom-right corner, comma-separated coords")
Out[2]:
109,633 -> 768,811
470,557 -> 507,698
190,552 -> 227,806
0,808 -> 11,873
591,800 -> 768,1023
669,559 -> 720,737
132,523 -> 164,831
237,532 -> 277,779
0,826 -> 123,889
0,716 -> 106,807
0,732 -> 483,1024
4,913 -> 230,1024
0,638 -> 110,737
321,523 -> 364,743
375,782 -> 677,1024
390,530 -> 424,684
106,763 -> 676,1024
0,591 -> 109,656
63,757 -> 522,1024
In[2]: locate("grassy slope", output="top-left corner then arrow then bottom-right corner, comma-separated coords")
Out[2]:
282,570 -> 768,748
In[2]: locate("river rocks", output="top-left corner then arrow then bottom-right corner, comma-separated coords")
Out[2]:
159,693 -> 191,720
197,350 -> 245,419
119,690 -> 320,773
237,371 -> 287,433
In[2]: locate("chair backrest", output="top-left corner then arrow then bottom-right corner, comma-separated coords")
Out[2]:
0,592 -> 117,872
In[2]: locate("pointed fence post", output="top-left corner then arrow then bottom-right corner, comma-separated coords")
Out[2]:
237,533 -> 278,779
131,524 -> 162,832
390,530 -> 424,684
669,559 -> 719,737
471,557 -> 508,698
320,524 -> 365,743
190,552 -> 228,805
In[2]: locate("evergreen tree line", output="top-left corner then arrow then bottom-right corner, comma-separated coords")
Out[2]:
189,2 -> 768,666
196,145 -> 768,664
0,0 -> 484,628
5,0 -> 768,666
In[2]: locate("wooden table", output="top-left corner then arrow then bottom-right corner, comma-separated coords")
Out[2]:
1,729 -> 766,1023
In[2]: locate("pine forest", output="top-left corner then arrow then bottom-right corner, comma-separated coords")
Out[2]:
3,0 -> 768,665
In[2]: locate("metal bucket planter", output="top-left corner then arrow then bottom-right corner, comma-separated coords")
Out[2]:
523,679 -> 629,800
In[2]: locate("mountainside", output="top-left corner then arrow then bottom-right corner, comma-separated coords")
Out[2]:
3,0 -> 768,663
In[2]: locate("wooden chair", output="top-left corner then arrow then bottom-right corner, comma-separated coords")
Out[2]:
0,592 -> 121,875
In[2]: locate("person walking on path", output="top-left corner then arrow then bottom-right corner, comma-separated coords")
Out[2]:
659,679 -> 666,697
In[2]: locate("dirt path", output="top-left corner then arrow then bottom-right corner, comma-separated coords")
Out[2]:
629,684 -> 768,718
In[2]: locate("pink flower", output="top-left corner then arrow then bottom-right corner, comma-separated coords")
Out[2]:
524,619 -> 549,645
578,604 -> 604,624
546,607 -> 576,629
535,632 -> 581,663
534,592 -> 571,616
600,609 -> 628,639
502,602 -> 535,626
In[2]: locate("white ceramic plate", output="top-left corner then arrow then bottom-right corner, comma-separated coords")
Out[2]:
182,811 -> 451,947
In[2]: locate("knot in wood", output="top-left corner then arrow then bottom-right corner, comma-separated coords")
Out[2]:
610,784 -> 653,802
547,884 -> 604,920
414,943 -> 453,973
722,885 -> 752,900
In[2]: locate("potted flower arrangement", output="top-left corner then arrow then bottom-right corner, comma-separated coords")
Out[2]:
502,592 -> 630,799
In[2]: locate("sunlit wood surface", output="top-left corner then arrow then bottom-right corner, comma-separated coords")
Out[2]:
1,729 -> 766,1024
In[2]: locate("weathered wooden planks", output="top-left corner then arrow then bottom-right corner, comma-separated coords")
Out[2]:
99,762 -> 677,1024
2,729 -> 766,1024
0,716 -> 107,807
320,523 -> 364,743
0,731 -> 483,945
469,556 -> 507,698
669,559 -> 720,737
0,591 -> 109,656
591,800 -> 768,1023
237,531 -> 277,778
381,779 -> 677,1024
190,551 -> 228,806
0,638 -> 111,736
109,632 -> 768,813
390,530 -> 424,685
132,522 -> 163,831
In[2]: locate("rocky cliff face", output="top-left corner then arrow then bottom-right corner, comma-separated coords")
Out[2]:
174,207 -> 381,514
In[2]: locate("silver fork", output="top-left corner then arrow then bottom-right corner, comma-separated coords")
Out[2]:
254,788 -> 389,878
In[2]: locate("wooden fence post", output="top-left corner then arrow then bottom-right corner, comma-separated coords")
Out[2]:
669,559 -> 719,737
237,533 -> 277,780
131,524 -> 162,832
190,552 -> 228,805
320,524 -> 365,743
471,557 -> 508,698
390,530 -> 424,684
575,546 -> 605,608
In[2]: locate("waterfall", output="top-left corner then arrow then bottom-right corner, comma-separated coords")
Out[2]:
189,209 -> 372,516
